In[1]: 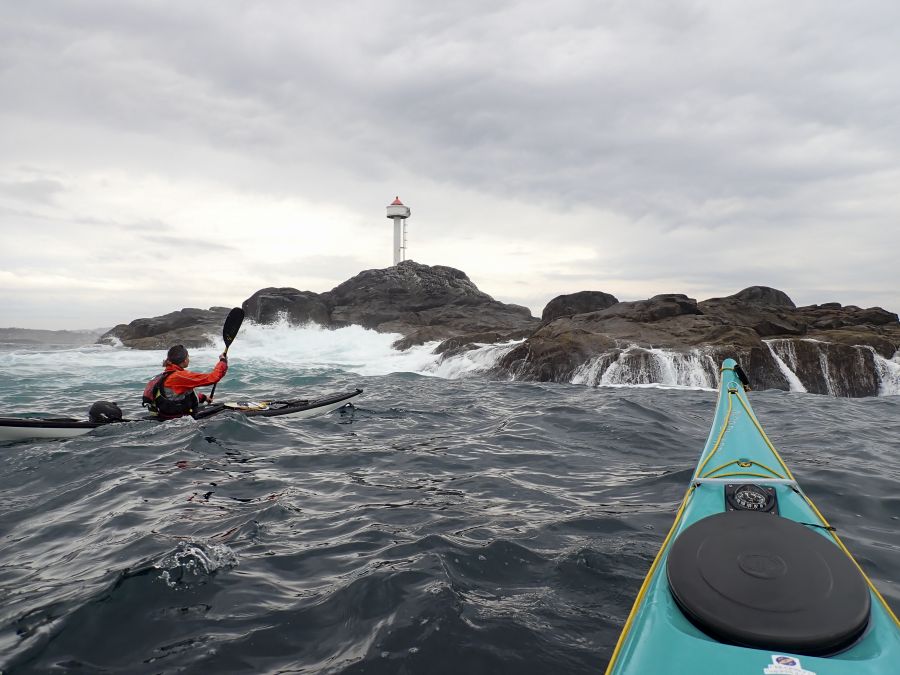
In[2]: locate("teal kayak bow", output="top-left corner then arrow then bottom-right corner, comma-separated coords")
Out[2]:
606,358 -> 900,674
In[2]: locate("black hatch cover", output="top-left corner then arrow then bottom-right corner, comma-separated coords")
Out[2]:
666,510 -> 870,655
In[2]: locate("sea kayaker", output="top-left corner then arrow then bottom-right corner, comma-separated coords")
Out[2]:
142,344 -> 228,419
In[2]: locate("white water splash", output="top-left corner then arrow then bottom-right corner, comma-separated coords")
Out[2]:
0,321 -> 511,387
235,321 -> 521,379
221,320 -> 442,376
571,353 -> 616,386
764,340 -> 807,393
874,351 -> 900,395
802,339 -> 837,397
157,540 -> 238,588
0,320 -> 442,379
572,347 -> 716,390
421,341 -> 521,379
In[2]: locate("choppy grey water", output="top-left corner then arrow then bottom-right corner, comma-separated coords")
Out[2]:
1,331 -> 898,674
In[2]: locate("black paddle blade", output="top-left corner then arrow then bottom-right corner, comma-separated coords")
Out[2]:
222,307 -> 245,347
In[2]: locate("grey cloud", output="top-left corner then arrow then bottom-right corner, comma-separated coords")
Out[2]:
0,178 -> 65,205
1,1 -> 899,324
137,232 -> 236,254
6,2 -> 898,215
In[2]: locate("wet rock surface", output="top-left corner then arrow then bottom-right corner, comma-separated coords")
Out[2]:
496,286 -> 900,396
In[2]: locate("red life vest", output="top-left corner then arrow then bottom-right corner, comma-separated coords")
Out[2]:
142,371 -> 199,418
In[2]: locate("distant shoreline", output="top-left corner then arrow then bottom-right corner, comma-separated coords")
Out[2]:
0,328 -> 107,346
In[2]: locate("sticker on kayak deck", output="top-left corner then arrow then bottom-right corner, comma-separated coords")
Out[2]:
763,655 -> 816,675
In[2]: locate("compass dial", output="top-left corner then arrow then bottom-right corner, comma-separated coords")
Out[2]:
734,485 -> 769,510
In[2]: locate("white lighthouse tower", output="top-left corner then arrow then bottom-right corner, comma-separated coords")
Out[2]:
386,196 -> 411,266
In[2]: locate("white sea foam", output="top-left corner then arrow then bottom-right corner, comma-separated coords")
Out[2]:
0,321 -> 441,378
764,340 -> 807,393
572,346 -> 716,390
222,320 -> 441,376
157,540 -> 238,588
874,350 -> 900,396
421,341 -> 521,379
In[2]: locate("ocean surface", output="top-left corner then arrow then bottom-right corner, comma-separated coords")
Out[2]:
1,323 -> 898,674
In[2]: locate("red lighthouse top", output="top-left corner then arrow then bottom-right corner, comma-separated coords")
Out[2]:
391,196 -> 404,205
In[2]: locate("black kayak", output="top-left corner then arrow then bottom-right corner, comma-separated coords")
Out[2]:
0,389 -> 362,442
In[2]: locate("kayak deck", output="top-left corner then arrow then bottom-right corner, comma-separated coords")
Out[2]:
0,389 -> 362,442
195,389 -> 362,419
606,359 -> 900,674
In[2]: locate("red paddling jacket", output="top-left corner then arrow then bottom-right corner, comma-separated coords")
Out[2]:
143,360 -> 228,419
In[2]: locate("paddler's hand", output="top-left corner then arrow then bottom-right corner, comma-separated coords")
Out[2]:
219,352 -> 228,363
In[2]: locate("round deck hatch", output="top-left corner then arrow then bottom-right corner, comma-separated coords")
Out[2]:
666,510 -> 870,655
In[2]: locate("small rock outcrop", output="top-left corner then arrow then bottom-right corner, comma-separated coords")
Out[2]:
242,288 -> 332,326
323,262 -> 536,340
99,307 -> 232,350
495,286 -> 900,397
727,286 -> 796,308
541,291 -> 619,323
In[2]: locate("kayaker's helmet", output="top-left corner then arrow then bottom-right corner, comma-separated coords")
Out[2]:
167,344 -> 189,365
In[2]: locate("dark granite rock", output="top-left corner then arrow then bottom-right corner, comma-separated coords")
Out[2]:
99,307 -> 231,350
765,338 -> 882,397
390,326 -> 461,351
727,286 -> 796,308
493,286 -> 900,397
242,288 -> 332,325
598,294 -> 703,323
498,325 -> 619,382
541,291 -> 619,323
799,304 -> 898,331
431,328 -> 537,357
699,290 -> 805,338
322,261 -> 537,343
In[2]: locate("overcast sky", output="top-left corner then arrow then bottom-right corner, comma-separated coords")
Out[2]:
1,1 -> 898,329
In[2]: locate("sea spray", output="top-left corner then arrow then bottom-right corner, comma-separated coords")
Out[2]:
423,341 -> 522,379
226,319 -> 440,376
156,541 -> 238,588
874,350 -> 900,396
571,353 -> 617,387
572,347 -> 716,389
764,340 -> 807,393
0,321 -> 441,378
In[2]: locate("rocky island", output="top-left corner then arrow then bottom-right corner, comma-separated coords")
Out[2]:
99,261 -> 900,397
